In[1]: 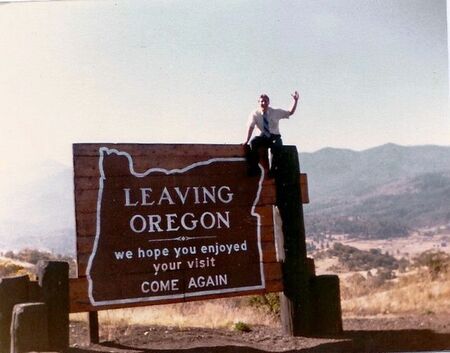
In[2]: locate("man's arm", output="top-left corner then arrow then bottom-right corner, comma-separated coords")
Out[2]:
244,125 -> 255,145
289,91 -> 300,116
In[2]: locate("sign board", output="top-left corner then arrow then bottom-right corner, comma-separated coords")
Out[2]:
72,144 -> 283,312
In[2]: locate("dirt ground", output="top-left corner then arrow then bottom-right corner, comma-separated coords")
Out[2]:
69,313 -> 450,353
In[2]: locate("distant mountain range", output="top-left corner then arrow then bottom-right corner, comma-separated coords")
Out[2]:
0,143 -> 449,255
300,143 -> 450,239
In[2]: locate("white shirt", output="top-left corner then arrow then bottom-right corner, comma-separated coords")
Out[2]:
248,107 -> 290,135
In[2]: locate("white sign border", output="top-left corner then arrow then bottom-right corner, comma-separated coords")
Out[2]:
86,146 -> 267,306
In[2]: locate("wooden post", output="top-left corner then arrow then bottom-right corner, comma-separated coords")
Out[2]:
273,145 -> 313,336
89,311 -> 100,344
10,303 -> 48,353
311,275 -> 343,334
0,275 -> 29,353
37,261 -> 69,351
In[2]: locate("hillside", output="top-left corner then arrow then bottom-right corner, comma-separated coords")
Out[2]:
300,144 -> 450,202
300,144 -> 450,239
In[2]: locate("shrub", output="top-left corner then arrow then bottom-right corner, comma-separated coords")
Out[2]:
327,242 -> 401,271
233,321 -> 251,332
248,293 -> 280,315
414,250 -> 449,279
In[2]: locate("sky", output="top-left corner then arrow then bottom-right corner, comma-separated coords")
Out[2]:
0,0 -> 448,188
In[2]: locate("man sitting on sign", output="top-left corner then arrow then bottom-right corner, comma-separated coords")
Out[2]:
243,91 -> 300,176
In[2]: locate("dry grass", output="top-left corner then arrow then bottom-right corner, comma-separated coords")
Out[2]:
70,298 -> 277,330
70,267 -> 450,331
0,257 -> 34,278
341,268 -> 450,316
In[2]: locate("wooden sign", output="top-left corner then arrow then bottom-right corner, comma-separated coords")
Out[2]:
72,144 -> 283,312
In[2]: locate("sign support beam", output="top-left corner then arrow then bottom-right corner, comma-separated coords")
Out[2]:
274,146 -> 314,336
89,311 -> 99,344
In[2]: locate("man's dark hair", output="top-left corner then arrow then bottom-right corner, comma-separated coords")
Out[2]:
259,94 -> 270,103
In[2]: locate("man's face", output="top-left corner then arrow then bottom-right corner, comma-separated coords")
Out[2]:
259,97 -> 269,112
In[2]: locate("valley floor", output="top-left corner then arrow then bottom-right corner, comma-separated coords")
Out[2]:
311,232 -> 450,263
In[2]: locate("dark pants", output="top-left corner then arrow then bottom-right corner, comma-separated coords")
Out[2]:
247,134 -> 283,175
